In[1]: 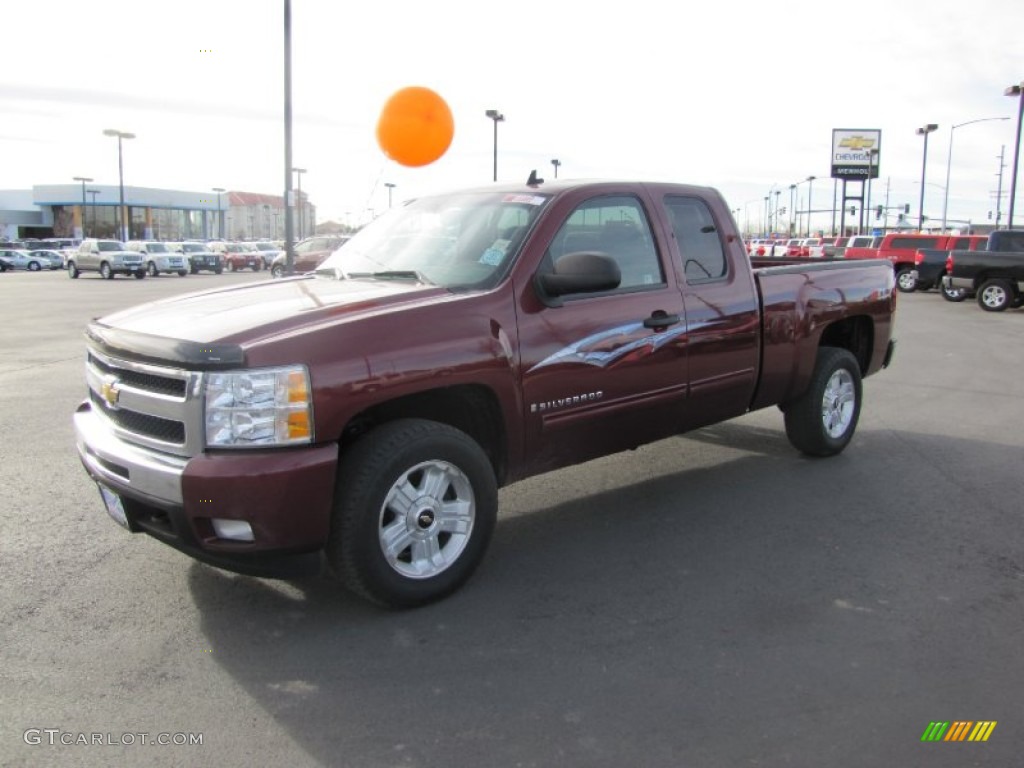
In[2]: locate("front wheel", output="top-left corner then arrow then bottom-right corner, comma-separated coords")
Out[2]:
67,261 -> 80,279
327,419 -> 497,608
895,268 -> 916,293
147,262 -> 159,277
28,261 -> 41,272
783,347 -> 862,457
177,270 -> 188,277
100,262 -> 114,280
977,279 -> 1013,312
271,264 -> 284,278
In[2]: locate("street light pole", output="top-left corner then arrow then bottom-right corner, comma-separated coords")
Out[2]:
212,187 -> 225,240
941,117 -> 1010,232
385,182 -> 396,208
102,129 -> 135,241
551,158 -> 561,178
805,176 -> 816,237
72,176 -> 92,240
866,151 -> 877,232
1005,81 -> 1024,228
86,189 -> 99,237
292,167 -> 306,239
789,184 -> 796,236
916,124 -> 939,231
485,109 -> 504,182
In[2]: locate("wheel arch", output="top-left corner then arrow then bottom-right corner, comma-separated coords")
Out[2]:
818,315 -> 873,375
339,384 -> 508,486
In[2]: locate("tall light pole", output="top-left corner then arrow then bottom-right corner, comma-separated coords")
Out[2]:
866,151 -> 877,232
551,158 -> 561,178
941,117 -> 1010,232
774,190 -> 781,233
292,167 -> 306,239
805,176 -> 816,237
385,182 -> 396,208
212,187 -> 225,240
72,176 -> 92,239
86,189 -> 99,237
916,124 -> 939,231
485,109 -> 504,182
1005,81 -> 1024,228
789,184 -> 796,236
102,129 -> 134,241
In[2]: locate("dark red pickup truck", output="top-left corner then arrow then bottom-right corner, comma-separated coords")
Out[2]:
74,180 -> 896,607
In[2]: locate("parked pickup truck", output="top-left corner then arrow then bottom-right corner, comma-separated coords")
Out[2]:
73,180 -> 897,608
944,229 -> 1024,311
908,235 -> 987,300
67,239 -> 146,279
846,233 -> 957,292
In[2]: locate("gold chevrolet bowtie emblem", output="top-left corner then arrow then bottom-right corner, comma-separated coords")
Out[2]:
839,136 -> 876,151
101,376 -> 121,407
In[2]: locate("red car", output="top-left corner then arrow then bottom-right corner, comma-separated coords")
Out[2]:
213,242 -> 262,272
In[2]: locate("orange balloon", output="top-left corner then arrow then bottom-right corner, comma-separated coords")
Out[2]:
376,86 -> 455,167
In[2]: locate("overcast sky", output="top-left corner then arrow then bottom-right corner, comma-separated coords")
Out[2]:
3,0 -> 1021,232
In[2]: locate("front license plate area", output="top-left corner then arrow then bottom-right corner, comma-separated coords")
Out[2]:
98,484 -> 129,529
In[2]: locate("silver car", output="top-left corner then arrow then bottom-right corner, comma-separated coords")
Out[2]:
67,239 -> 146,279
30,249 -> 66,270
0,249 -> 52,271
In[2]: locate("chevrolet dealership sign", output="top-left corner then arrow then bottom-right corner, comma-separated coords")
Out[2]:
831,129 -> 882,179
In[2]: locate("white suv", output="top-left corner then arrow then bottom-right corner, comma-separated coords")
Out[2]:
125,241 -> 189,277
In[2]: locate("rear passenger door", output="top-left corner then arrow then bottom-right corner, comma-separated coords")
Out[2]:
662,195 -> 760,430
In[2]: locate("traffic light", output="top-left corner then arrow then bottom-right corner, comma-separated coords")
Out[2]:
876,205 -> 884,220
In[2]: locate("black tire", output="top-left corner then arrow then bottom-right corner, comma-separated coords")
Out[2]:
895,268 -> 916,293
178,270 -> 188,277
67,261 -> 80,279
783,347 -> 862,457
977,279 -> 1013,312
271,264 -> 284,278
252,263 -> 261,272
134,270 -> 146,279
28,261 -> 41,272
100,262 -> 114,280
147,262 -> 159,277
941,281 -> 967,302
190,266 -> 198,275
327,418 -> 497,608
215,266 -> 223,274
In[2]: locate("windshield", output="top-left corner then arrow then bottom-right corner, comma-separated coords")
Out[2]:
147,243 -> 170,253
318,190 -> 548,289
97,241 -> 126,252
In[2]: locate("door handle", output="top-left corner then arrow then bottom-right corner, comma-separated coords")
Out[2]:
643,311 -> 680,329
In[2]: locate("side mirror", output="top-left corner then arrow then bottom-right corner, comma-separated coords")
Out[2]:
535,251 -> 621,305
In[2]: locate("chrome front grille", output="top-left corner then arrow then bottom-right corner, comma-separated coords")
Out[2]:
85,348 -> 205,458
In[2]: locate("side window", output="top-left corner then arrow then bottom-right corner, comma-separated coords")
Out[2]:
665,196 -> 727,282
546,196 -> 662,291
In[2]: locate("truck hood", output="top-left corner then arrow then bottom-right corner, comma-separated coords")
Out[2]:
94,275 -> 448,346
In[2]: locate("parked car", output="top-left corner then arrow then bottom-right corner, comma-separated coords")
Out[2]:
171,242 -> 223,274
29,249 -> 66,270
0,248 -> 52,271
125,241 -> 189,277
823,236 -> 850,258
252,241 -> 282,268
67,239 -> 146,279
0,254 -> 11,272
211,242 -> 263,272
270,235 -> 350,277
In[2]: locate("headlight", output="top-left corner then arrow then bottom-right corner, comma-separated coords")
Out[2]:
205,365 -> 313,447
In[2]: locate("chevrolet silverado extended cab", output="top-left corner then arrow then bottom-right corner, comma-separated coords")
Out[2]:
944,229 -> 1024,311
74,180 -> 896,607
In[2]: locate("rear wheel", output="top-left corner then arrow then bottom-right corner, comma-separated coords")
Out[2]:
271,264 -> 284,278
177,270 -> 188,277
28,261 -> 41,272
941,281 -> 967,302
147,262 -> 159,277
327,419 -> 497,608
895,268 -> 916,293
134,271 -> 146,279
67,261 -> 80,279
977,279 -> 1013,312
783,347 -> 862,457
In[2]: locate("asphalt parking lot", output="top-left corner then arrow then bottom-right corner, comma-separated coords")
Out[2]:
2,269 -> 1022,767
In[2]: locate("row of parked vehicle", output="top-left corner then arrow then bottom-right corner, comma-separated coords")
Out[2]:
746,230 -> 1024,312
1,235 -> 351,280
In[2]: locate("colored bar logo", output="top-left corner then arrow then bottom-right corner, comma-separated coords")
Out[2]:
921,721 -> 997,742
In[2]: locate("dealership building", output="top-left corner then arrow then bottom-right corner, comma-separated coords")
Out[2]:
0,184 -> 315,242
